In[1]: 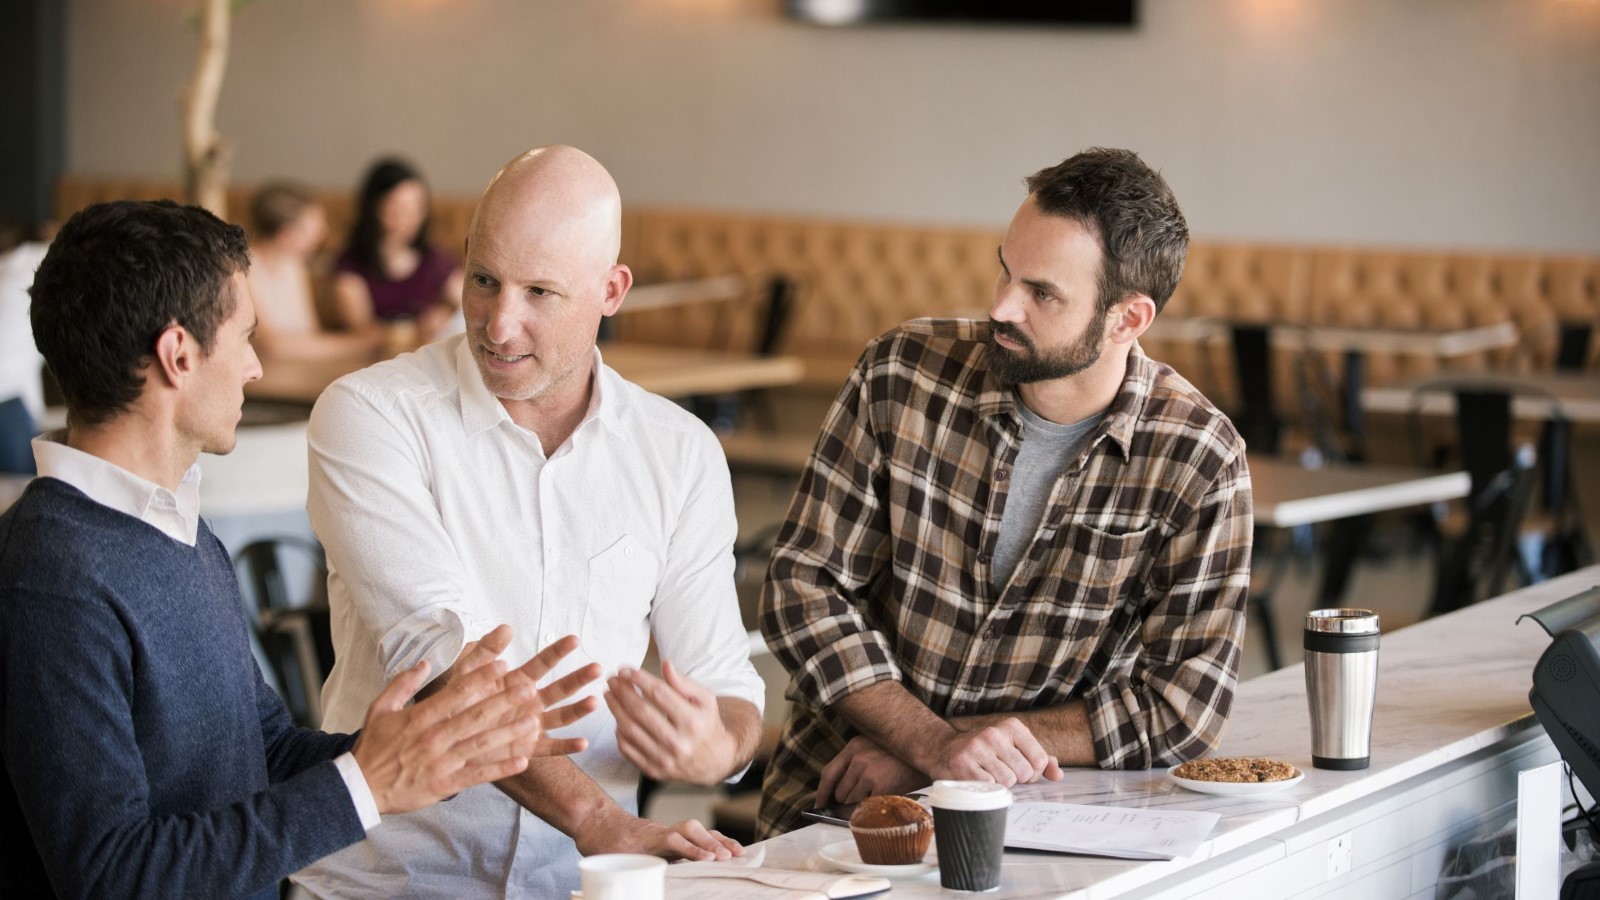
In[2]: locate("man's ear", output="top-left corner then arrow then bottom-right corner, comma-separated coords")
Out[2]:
600,263 -> 634,318
151,324 -> 197,388
1108,295 -> 1157,344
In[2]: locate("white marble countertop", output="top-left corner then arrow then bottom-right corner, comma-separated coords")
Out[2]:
719,566 -> 1600,899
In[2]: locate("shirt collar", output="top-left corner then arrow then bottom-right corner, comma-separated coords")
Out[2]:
975,336 -> 1155,461
455,337 -> 625,441
32,431 -> 203,545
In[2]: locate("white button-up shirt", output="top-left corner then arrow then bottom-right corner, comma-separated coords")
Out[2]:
294,334 -> 763,899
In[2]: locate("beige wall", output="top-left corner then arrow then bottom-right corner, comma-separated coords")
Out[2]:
66,0 -> 1600,252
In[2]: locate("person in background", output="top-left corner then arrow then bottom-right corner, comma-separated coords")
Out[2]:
0,220 -> 53,474
247,182 -> 382,363
333,158 -> 464,345
1,199 -> 602,898
296,146 -> 765,899
757,148 -> 1254,837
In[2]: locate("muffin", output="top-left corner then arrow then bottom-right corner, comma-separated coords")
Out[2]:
848,795 -> 934,864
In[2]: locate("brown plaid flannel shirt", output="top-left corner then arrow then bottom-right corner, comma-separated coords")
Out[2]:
756,318 -> 1253,837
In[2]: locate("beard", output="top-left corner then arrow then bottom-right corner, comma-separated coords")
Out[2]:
987,315 -> 1105,384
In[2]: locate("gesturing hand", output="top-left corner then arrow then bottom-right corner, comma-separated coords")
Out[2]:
573,804 -> 743,863
605,661 -> 735,786
353,625 -> 592,815
927,717 -> 1064,787
816,736 -> 928,807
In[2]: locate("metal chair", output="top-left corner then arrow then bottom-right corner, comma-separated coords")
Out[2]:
233,537 -> 333,728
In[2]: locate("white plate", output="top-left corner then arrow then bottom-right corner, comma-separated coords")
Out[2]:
1168,764 -> 1305,796
818,839 -> 937,878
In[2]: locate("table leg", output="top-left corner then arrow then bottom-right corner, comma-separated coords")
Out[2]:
1317,515 -> 1368,609
1343,350 -> 1367,461
1249,528 -> 1291,670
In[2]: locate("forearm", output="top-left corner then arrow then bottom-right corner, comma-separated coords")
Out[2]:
831,681 -> 958,773
493,756 -> 622,837
717,697 -> 764,781
956,702 -> 1096,767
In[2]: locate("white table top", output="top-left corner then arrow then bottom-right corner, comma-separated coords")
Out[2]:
1248,458 -> 1471,529
618,274 -> 746,314
1361,370 -> 1600,423
724,566 -> 1600,899
1141,319 -> 1518,358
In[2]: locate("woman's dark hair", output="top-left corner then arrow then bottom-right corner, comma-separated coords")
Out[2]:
30,200 -> 249,426
345,157 -> 431,275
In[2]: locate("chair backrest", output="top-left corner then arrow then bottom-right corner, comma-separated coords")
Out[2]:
755,275 -> 796,358
233,537 -> 331,728
1229,324 -> 1282,455
1431,448 -> 1538,615
1556,322 -> 1593,371
0,397 -> 36,476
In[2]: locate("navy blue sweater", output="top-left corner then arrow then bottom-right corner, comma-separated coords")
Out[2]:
0,478 -> 366,898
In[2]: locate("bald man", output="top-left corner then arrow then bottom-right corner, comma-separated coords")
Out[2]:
295,147 -> 766,898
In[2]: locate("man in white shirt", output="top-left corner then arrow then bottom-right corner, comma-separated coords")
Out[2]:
0,199 -> 597,898
297,146 -> 766,898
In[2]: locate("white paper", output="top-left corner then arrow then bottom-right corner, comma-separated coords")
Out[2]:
1002,802 -> 1220,860
666,863 -> 890,899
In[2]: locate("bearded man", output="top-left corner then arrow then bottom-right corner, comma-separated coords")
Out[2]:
757,148 -> 1254,837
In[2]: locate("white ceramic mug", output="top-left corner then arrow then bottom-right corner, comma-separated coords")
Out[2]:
576,853 -> 667,900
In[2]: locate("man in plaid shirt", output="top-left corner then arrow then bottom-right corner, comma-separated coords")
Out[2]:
757,148 -> 1254,837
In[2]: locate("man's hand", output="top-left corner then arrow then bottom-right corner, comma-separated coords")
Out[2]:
605,661 -> 737,786
353,626 -> 597,814
816,736 -> 928,807
572,804 -> 742,862
922,717 -> 1064,787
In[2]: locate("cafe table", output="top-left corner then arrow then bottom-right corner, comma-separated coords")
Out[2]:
1245,458 -> 1471,669
246,341 -> 805,406
688,566 -> 1599,899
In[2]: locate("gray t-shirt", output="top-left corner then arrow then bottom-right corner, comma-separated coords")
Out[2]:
992,399 -> 1106,591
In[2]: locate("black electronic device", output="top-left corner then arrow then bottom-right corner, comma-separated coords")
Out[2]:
1521,586 -> 1600,806
786,0 -> 1137,28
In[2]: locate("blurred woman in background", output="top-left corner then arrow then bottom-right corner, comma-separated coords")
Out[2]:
247,182 -> 381,362
332,158 -> 463,344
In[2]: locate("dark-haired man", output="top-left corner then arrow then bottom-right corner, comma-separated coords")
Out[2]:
0,199 -> 600,898
758,148 -> 1254,837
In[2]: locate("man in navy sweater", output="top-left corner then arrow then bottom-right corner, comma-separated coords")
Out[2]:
0,199 -> 601,898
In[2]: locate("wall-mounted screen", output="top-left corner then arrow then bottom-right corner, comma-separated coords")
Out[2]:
787,0 -> 1138,28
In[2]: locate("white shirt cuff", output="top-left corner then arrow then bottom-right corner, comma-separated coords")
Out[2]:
333,752 -> 382,831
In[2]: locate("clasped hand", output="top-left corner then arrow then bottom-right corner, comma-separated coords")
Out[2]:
352,625 -> 600,815
817,718 -> 1063,807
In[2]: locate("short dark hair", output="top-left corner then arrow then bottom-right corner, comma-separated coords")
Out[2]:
249,181 -> 317,239
1025,147 -> 1188,314
30,200 -> 250,426
345,157 -> 432,275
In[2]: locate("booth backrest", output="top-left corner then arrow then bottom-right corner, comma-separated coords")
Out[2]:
55,175 -> 1600,404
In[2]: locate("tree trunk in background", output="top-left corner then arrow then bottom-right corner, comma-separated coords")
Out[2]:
182,0 -> 231,218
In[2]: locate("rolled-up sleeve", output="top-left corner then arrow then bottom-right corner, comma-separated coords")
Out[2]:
307,381 -> 496,687
1085,448 -> 1253,769
759,355 -> 903,710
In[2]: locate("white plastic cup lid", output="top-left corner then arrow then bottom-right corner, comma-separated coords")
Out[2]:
927,780 -> 1014,811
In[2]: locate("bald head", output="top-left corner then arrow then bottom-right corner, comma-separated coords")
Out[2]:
471,145 -> 622,268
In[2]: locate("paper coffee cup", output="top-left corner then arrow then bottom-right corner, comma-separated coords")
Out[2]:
577,853 -> 666,900
927,780 -> 1012,892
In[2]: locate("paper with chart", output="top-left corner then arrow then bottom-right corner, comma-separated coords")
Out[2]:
1004,802 -> 1220,860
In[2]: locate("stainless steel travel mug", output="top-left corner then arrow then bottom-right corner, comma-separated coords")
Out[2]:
1304,609 -> 1380,770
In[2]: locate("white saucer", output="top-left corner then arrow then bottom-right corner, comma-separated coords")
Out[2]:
818,840 -> 937,878
1168,764 -> 1305,796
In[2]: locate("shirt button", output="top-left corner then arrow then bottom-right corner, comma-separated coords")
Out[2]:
625,546 -> 634,557
995,468 -> 1010,481
951,702 -> 967,715
542,632 -> 554,643
978,553 -> 992,565
983,627 -> 997,639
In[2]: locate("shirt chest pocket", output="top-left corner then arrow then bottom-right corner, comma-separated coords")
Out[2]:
1036,522 -> 1157,639
581,534 -> 661,666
